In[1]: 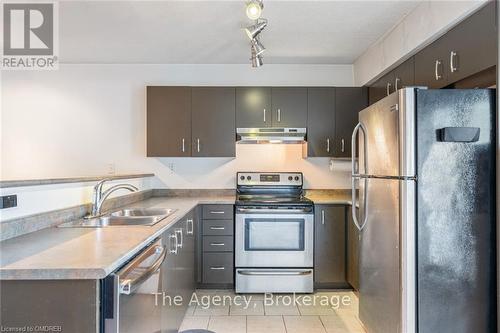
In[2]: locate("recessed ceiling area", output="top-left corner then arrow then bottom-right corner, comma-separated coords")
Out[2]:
59,0 -> 421,64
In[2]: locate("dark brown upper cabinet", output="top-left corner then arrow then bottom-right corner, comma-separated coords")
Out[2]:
393,57 -> 415,91
368,71 -> 394,105
191,87 -> 236,157
236,87 -> 272,128
415,1 -> 496,88
414,35 -> 451,89
444,1 -> 497,85
334,87 -> 368,158
147,86 -> 192,157
368,57 -> 415,105
271,87 -> 308,128
306,88 -> 335,157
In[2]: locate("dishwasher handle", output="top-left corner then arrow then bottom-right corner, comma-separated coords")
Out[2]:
117,242 -> 167,295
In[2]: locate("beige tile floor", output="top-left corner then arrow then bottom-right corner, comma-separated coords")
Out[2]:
179,290 -> 366,333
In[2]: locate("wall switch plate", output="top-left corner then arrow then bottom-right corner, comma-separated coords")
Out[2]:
0,195 -> 17,209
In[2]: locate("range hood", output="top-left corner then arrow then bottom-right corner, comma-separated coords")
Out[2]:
236,128 -> 306,144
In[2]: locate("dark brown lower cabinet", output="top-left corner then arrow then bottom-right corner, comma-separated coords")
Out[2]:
346,205 -> 360,290
199,204 -> 234,288
314,204 -> 348,288
0,280 -> 99,332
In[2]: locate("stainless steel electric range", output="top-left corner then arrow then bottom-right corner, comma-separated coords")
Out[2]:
234,172 -> 314,293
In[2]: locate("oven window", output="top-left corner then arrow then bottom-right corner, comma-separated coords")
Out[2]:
245,218 -> 305,251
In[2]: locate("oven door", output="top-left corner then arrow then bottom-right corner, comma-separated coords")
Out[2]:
235,207 -> 314,267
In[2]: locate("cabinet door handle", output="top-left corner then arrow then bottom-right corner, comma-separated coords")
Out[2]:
175,228 -> 183,248
209,211 -> 225,214
210,266 -> 225,270
169,234 -> 178,254
263,109 -> 266,122
186,218 -> 194,235
395,77 -> 400,91
321,210 -> 325,225
277,108 -> 281,122
210,226 -> 225,230
181,138 -> 185,153
341,139 -> 345,153
326,138 -> 330,153
386,82 -> 392,96
197,138 -> 200,153
210,242 -> 225,246
450,51 -> 458,73
435,60 -> 442,80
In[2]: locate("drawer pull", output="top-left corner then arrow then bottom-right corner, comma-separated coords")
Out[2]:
209,211 -> 226,214
210,242 -> 225,246
210,266 -> 225,270
210,226 -> 225,230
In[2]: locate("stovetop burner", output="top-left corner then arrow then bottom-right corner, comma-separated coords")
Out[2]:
235,172 -> 312,207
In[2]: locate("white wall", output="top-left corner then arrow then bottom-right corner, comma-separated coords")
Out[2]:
353,0 -> 486,86
0,177 -> 153,221
1,64 -> 354,192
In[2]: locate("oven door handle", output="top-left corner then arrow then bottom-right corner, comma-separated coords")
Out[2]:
236,207 -> 312,214
237,270 -> 312,276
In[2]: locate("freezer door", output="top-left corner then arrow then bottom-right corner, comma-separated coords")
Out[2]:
358,177 -> 416,333
416,89 -> 496,333
358,89 -> 415,177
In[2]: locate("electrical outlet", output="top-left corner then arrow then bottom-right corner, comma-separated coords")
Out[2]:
329,159 -> 335,171
106,163 -> 116,175
167,163 -> 175,174
0,195 -> 17,209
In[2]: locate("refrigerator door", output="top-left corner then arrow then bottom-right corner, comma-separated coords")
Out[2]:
358,177 -> 416,333
358,89 -> 415,178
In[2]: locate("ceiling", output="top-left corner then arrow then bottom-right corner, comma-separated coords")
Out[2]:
59,0 -> 421,64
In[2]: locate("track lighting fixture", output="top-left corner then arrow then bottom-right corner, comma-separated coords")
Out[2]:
243,1 -> 267,67
246,0 -> 263,20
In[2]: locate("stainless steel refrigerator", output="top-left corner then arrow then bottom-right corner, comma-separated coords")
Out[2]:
351,88 -> 496,333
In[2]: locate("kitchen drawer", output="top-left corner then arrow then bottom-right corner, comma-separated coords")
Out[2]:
202,220 -> 234,235
203,253 -> 234,284
203,236 -> 233,252
202,205 -> 234,219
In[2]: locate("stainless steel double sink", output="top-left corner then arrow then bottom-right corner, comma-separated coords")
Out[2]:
59,208 -> 177,227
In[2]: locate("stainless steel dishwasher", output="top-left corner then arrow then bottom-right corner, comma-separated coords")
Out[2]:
102,237 -> 168,333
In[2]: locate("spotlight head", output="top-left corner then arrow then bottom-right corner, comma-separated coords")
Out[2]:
246,0 -> 263,20
244,19 -> 267,40
251,53 -> 263,68
251,38 -> 265,56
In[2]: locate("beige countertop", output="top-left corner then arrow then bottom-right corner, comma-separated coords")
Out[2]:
304,190 -> 352,205
0,196 -> 235,280
0,191 -> 352,281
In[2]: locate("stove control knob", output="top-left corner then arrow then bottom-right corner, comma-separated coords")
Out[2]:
294,176 -> 300,181
288,176 -> 293,181
240,175 -> 245,181
247,176 -> 251,181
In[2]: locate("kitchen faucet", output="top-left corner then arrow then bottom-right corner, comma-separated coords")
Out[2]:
87,179 -> 138,218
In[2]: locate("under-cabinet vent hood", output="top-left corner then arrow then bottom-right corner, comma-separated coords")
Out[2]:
236,128 -> 306,144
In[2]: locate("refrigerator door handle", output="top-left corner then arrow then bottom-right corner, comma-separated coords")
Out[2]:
351,122 -> 368,231
351,122 -> 368,176
351,178 -> 368,231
